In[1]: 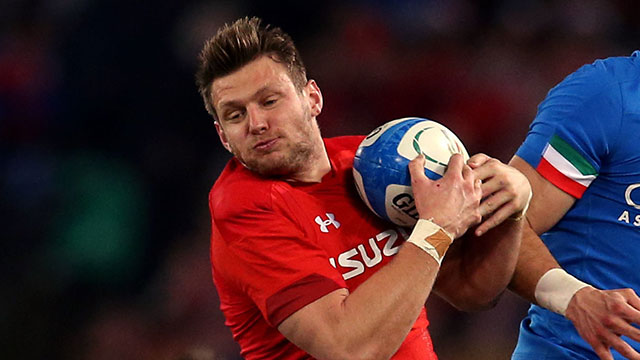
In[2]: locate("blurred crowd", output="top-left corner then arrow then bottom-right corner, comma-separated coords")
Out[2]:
2,0 -> 639,359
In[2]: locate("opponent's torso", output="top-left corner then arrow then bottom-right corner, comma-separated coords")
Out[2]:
546,139 -> 640,291
515,51 -> 640,359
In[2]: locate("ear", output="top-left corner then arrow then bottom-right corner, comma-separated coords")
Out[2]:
305,80 -> 323,117
215,121 -> 233,153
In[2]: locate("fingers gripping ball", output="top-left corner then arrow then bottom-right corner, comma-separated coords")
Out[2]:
353,117 -> 469,227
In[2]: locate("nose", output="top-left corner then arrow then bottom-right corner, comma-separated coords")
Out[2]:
247,105 -> 268,134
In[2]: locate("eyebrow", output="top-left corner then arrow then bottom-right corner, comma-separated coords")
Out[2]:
216,85 -> 284,110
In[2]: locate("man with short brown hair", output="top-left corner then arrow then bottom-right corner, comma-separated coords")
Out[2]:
198,17 -> 531,359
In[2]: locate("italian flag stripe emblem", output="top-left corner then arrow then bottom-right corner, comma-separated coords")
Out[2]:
537,135 -> 597,198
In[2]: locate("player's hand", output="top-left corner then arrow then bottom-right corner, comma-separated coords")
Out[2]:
565,287 -> 640,360
408,153 -> 482,239
467,153 -> 532,236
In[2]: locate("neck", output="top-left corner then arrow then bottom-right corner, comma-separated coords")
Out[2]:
285,138 -> 331,183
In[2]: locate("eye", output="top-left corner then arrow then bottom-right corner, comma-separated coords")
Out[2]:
225,110 -> 244,122
263,97 -> 278,107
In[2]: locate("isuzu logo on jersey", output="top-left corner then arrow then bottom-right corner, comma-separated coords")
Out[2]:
329,228 -> 407,280
315,213 -> 341,233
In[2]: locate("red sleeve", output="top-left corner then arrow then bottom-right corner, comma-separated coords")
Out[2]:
211,183 -> 346,327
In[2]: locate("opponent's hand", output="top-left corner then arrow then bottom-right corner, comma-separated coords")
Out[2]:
565,287 -> 640,360
467,153 -> 532,236
408,153 -> 482,239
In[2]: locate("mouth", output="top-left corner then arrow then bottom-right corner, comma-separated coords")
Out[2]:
253,138 -> 279,151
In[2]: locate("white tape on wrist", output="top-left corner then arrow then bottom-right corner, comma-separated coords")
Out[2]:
534,268 -> 592,315
407,219 -> 453,265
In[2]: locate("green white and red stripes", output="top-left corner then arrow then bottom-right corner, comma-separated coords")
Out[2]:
537,135 -> 598,198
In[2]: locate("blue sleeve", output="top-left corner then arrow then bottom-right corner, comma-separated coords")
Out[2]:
515,59 -> 623,175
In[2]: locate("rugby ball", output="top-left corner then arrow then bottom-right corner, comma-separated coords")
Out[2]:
353,117 -> 469,227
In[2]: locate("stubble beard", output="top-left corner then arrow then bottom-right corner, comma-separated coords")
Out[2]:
240,139 -> 314,177
232,110 -> 318,178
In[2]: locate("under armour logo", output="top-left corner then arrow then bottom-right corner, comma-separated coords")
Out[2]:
315,213 -> 341,233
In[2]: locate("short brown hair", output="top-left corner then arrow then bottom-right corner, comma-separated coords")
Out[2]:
195,17 -> 307,119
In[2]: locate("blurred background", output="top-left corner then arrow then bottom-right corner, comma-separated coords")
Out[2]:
2,0 -> 639,359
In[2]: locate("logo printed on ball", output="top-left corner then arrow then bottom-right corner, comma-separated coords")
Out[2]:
413,127 -> 464,167
392,193 -> 419,221
365,126 -> 383,140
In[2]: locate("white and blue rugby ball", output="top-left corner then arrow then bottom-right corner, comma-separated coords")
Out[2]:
353,117 -> 469,227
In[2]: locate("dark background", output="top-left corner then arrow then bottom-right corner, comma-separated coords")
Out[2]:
2,0 -> 639,359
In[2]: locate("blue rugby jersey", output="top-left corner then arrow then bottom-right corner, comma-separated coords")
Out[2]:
513,51 -> 640,360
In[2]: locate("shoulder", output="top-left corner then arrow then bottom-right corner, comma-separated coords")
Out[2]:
325,135 -> 366,153
550,52 -> 640,101
590,51 -> 640,83
533,53 -> 640,129
325,135 -> 366,161
209,158 -> 280,218
324,135 -> 366,171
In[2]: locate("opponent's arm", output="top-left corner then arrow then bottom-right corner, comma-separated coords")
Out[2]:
278,154 -> 482,360
435,154 -> 529,311
509,155 -> 640,360
435,213 -> 523,311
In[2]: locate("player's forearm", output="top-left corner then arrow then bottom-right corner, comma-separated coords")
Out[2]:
437,218 -> 522,311
340,243 -> 440,357
508,221 -> 560,303
507,156 -> 588,311
291,243 -> 440,360
509,222 -> 595,316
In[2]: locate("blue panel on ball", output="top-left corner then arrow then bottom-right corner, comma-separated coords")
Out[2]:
360,163 -> 408,221
354,117 -> 437,223
354,117 -> 468,226
423,167 -> 442,180
355,117 -> 423,167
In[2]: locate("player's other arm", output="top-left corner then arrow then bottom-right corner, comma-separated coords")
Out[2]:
506,156 -> 571,304
435,154 -> 529,311
509,155 -> 640,360
278,154 -> 482,360
435,215 -> 523,311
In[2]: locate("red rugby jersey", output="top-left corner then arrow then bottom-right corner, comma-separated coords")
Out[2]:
209,136 -> 437,359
